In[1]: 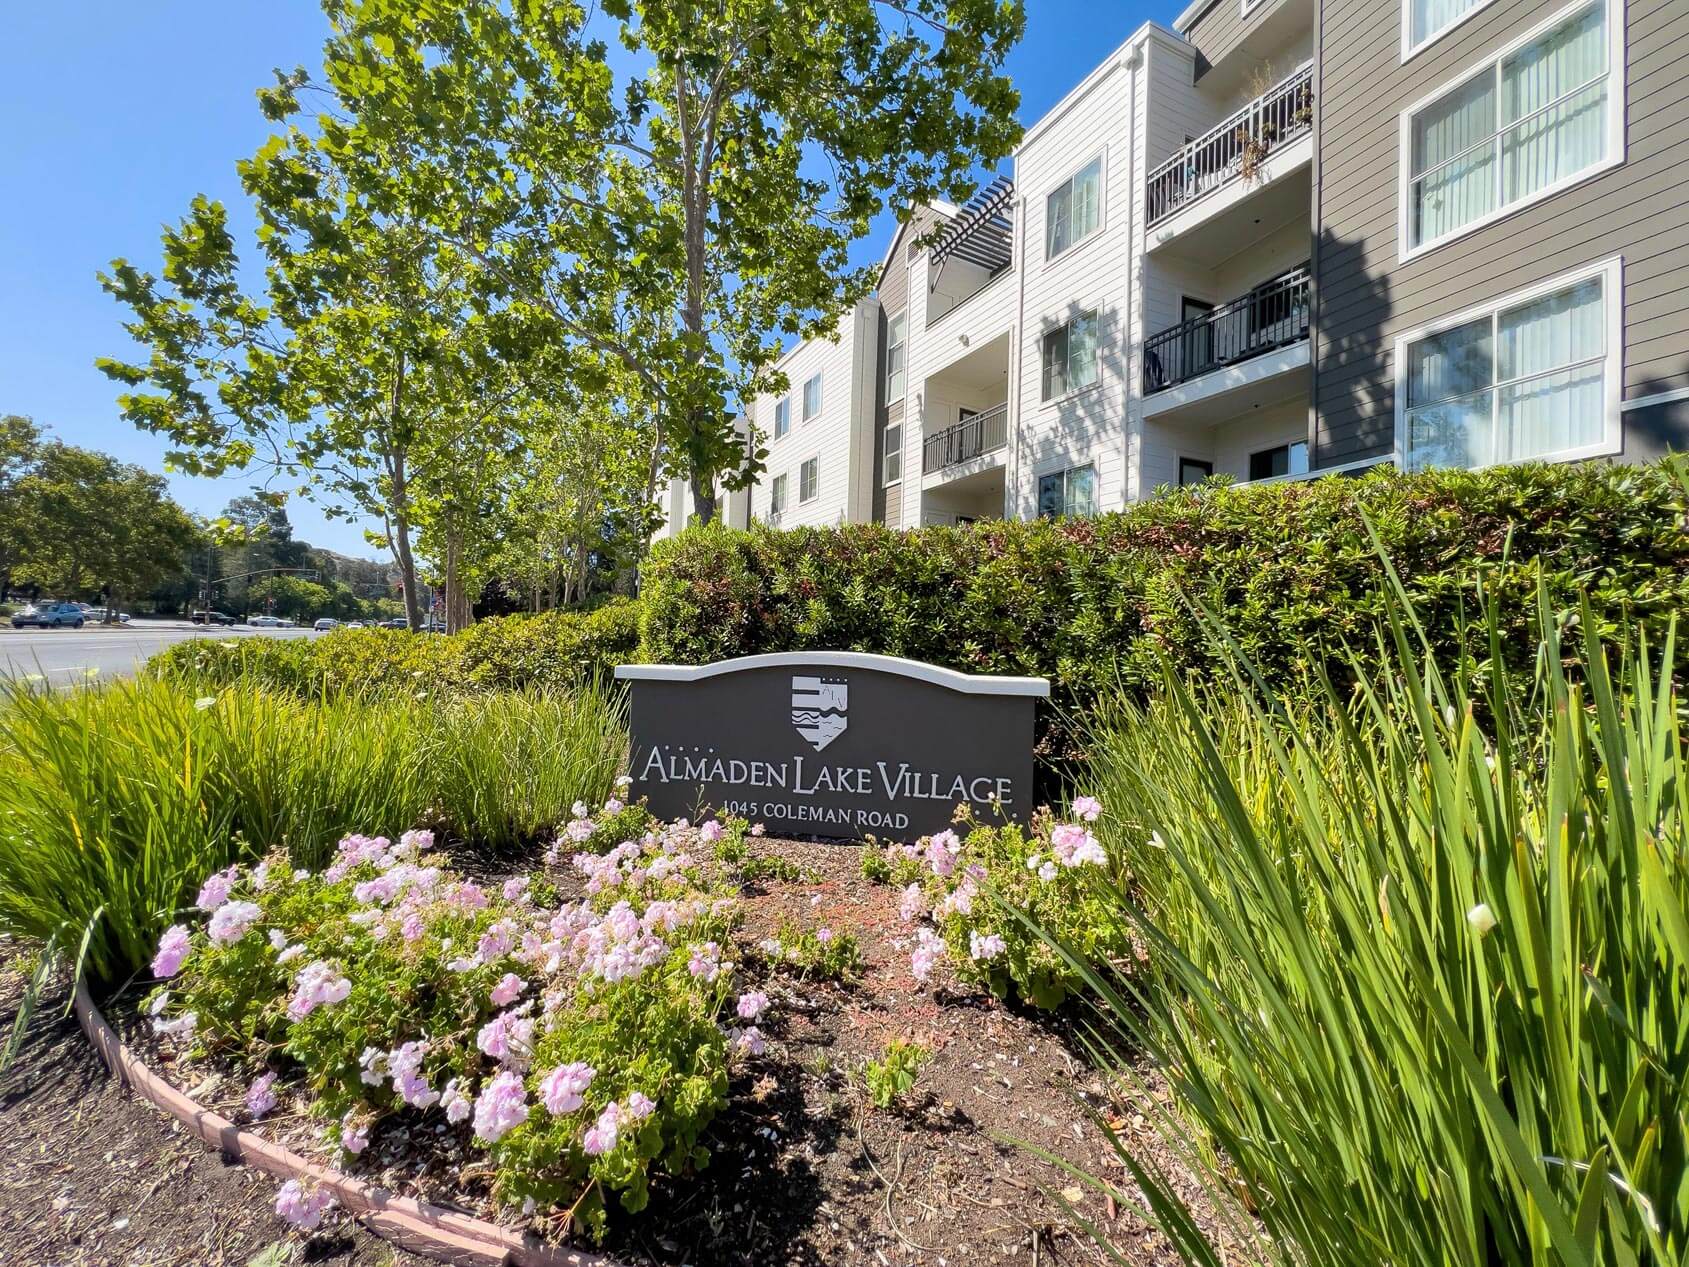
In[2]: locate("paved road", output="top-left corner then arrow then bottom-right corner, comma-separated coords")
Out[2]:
0,623 -> 316,682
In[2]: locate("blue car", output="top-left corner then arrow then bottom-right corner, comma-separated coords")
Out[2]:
11,602 -> 87,629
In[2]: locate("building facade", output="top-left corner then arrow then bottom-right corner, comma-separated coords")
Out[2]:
653,0 -> 1688,539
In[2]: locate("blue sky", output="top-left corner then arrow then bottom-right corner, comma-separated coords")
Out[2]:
0,1 -> 1162,558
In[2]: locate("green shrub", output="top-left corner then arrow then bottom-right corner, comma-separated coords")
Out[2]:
0,677 -> 626,982
639,460 -> 1689,757
1071,592 -> 1689,1266
863,1038 -> 928,1110
149,597 -> 641,699
150,819 -> 737,1239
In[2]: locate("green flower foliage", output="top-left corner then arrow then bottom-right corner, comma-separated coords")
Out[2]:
863,1038 -> 928,1111
149,598 -> 641,699
765,919 -> 863,981
639,460 -> 1689,757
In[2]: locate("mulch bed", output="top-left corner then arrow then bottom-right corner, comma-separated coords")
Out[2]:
0,834 -> 1221,1267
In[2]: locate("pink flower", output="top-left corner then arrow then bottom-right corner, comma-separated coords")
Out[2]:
749,823 -> 765,837
603,797 -> 624,813
287,961 -> 351,1019
275,1178 -> 334,1229
687,941 -> 722,982
624,1091 -> 656,1119
815,926 -> 835,944
207,900 -> 261,946
698,820 -> 724,844
476,1010 -> 535,1068
246,1071 -> 278,1118
1072,795 -> 1103,822
582,1102 -> 621,1155
910,928 -> 946,983
538,1062 -> 596,1115
153,1010 -> 198,1038
502,876 -> 530,903
441,1079 -> 472,1125
340,1113 -> 369,1155
1050,823 -> 1104,867
969,930 -> 1007,962
899,883 -> 926,923
151,925 -> 191,978
489,972 -> 527,1007
926,830 -> 961,879
736,991 -> 770,1021
195,866 -> 238,911
472,1070 -> 529,1144
729,1025 -> 765,1056
389,1040 -> 437,1109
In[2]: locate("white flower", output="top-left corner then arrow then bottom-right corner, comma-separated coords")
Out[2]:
1466,903 -> 1498,936
194,696 -> 218,711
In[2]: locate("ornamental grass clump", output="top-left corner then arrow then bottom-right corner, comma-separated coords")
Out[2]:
1069,586 -> 1689,1266
148,810 -> 759,1238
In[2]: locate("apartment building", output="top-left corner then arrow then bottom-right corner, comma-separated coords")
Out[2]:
653,0 -> 1687,539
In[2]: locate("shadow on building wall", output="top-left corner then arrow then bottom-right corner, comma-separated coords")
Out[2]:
1312,226 -> 1395,466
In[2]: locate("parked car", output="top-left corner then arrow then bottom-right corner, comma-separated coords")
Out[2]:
313,618 -> 339,632
378,617 -> 408,629
343,620 -> 365,629
248,615 -> 283,628
11,602 -> 87,629
277,617 -> 297,628
83,608 -> 132,624
191,610 -> 237,625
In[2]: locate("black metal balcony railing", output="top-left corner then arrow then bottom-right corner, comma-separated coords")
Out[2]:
1146,63 -> 1314,228
923,403 -> 1009,474
1141,266 -> 1310,394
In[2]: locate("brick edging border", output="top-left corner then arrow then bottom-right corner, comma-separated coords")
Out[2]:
73,982 -> 621,1267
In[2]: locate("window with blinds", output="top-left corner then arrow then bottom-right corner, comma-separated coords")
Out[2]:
1403,0 -> 1617,256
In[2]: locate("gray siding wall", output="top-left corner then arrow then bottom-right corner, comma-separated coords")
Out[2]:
873,206 -> 948,526
1184,0 -> 1301,76
1314,0 -> 1689,466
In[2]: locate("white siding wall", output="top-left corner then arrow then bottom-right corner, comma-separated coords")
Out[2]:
748,299 -> 880,529
1014,53 -> 1130,519
1214,398 -> 1307,480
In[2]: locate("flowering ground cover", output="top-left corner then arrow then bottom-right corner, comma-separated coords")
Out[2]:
22,795 -> 1225,1266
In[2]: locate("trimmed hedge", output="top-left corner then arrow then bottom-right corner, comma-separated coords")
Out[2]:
151,597 -> 642,697
638,460 -> 1689,756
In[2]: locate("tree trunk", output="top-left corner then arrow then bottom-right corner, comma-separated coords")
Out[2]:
104,583 -> 120,625
443,525 -> 472,633
384,353 -> 423,632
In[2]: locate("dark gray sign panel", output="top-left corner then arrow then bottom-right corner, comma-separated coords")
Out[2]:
615,653 -> 1050,841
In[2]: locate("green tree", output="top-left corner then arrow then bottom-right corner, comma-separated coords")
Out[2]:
10,443 -> 202,619
0,415 -> 43,599
290,0 -> 1024,523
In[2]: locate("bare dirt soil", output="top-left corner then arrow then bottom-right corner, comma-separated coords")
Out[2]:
0,835 -> 1218,1267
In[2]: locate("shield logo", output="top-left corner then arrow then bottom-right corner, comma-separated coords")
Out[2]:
791,675 -> 848,752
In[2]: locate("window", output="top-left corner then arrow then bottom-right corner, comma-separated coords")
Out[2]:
1248,441 -> 1310,481
1045,156 -> 1103,259
1403,0 -> 1618,257
1178,457 -> 1214,487
1037,464 -> 1097,518
886,313 -> 907,402
1041,311 -> 1100,402
1404,0 -> 1495,58
770,473 -> 788,516
883,424 -> 902,485
802,373 -> 823,422
799,457 -> 819,502
774,397 -> 790,440
1398,259 -> 1617,471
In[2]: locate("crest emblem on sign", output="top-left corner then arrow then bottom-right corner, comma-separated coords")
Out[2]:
791,675 -> 849,752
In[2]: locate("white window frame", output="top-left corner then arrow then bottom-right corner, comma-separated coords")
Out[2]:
1401,0 -> 1498,63
802,372 -> 823,423
882,422 -> 903,487
1396,0 -> 1624,264
1390,254 -> 1623,471
886,313 -> 907,404
1040,309 -> 1103,404
770,472 -> 788,517
1241,0 -> 1263,15
773,396 -> 791,440
799,456 -> 820,503
1043,151 -> 1106,263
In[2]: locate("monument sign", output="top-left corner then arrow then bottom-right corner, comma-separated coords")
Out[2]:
615,652 -> 1049,840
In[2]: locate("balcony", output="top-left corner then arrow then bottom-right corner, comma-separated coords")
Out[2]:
1143,266 -> 1309,396
923,403 -> 1008,474
1146,62 -> 1314,231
